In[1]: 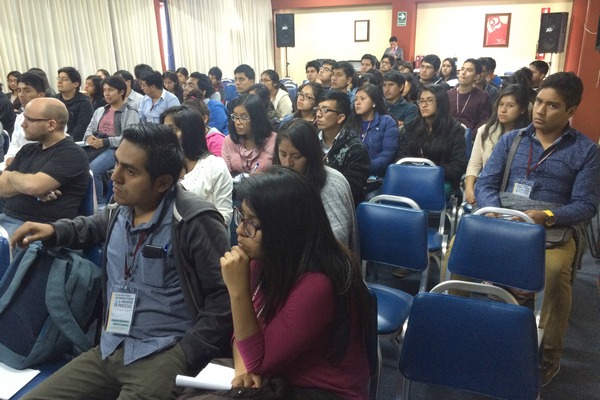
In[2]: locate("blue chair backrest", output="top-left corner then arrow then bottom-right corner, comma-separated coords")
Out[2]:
400,292 -> 540,400
78,171 -> 96,216
283,81 -> 297,103
225,84 -> 238,103
448,214 -> 546,292
0,227 -> 10,281
464,128 -> 472,160
2,130 -> 9,156
382,163 -> 446,212
356,202 -> 428,271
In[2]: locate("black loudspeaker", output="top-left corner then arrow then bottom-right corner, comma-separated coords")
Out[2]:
537,12 -> 568,53
596,16 -> 600,52
275,14 -> 295,48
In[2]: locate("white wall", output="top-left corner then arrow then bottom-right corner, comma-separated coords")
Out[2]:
274,5 -> 392,83
415,0 -> 572,75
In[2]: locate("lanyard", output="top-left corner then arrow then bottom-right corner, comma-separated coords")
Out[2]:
124,231 -> 148,282
526,141 -> 558,177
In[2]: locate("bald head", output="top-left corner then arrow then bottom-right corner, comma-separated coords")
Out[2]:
29,98 -> 69,131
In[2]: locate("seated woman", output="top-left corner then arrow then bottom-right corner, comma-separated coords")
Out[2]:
260,69 -> 293,119
83,76 -> 139,204
223,167 -> 370,399
274,119 -> 358,252
162,70 -> 184,102
247,84 -> 281,132
465,84 -> 531,205
401,72 -> 419,104
440,57 -> 458,87
281,81 -> 323,126
160,105 -> 232,225
221,94 -> 276,176
84,75 -> 107,110
397,84 -> 467,194
347,84 -> 399,178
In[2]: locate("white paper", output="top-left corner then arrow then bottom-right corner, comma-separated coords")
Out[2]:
175,362 -> 234,391
0,362 -> 40,399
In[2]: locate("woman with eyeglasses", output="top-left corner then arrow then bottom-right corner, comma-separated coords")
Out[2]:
281,81 -> 324,126
160,105 -> 233,225
274,119 -> 358,251
222,167 -> 370,399
397,84 -> 467,193
464,84 -> 531,205
260,69 -> 293,120
221,94 -> 276,176
347,84 -> 399,178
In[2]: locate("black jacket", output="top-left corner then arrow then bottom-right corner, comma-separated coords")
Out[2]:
57,92 -> 94,141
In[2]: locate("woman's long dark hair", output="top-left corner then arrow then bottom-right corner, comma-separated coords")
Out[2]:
346,84 -> 389,133
440,57 -> 458,81
162,70 -> 184,102
402,72 -> 419,103
86,75 -> 105,106
274,119 -> 327,190
160,105 -> 209,162
292,81 -> 323,119
261,69 -> 287,93
228,94 -> 273,149
404,84 -> 458,160
480,84 -> 531,143
237,166 -> 369,362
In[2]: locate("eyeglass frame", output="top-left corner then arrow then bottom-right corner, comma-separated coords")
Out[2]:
416,98 -> 437,106
23,114 -> 51,123
313,106 -> 342,115
297,91 -> 316,102
231,114 -> 251,122
233,207 -> 261,238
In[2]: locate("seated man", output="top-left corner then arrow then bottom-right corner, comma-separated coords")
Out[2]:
382,71 -> 417,127
138,70 -> 180,123
316,90 -> 370,205
12,123 -> 232,399
56,66 -> 94,141
475,72 -> 600,386
317,59 -> 335,90
0,98 -> 89,237
3,72 -> 47,169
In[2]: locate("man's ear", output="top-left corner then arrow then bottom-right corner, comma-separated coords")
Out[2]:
154,175 -> 174,193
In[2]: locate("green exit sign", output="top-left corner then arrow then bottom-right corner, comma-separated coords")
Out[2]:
397,11 -> 407,27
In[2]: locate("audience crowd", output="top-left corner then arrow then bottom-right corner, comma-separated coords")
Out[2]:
2,47 -> 599,399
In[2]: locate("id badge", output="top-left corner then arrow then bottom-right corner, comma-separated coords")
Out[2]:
106,285 -> 138,335
513,180 -> 533,198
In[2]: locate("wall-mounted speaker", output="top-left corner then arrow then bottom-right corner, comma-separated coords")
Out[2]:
537,12 -> 568,53
275,14 -> 295,48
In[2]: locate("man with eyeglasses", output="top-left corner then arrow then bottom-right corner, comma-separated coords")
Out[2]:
317,59 -> 335,89
380,54 -> 396,74
418,54 -> 448,90
56,66 -> 94,141
233,64 -> 255,95
315,90 -> 370,205
0,97 -> 89,238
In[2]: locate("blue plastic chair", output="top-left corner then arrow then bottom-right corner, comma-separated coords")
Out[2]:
224,84 -> 238,103
381,160 -> 448,273
78,170 -> 97,217
399,290 -> 540,400
357,202 -> 429,336
2,130 -> 9,156
464,128 -> 473,160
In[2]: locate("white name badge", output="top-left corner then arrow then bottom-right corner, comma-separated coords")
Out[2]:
513,182 -> 532,198
106,285 -> 138,335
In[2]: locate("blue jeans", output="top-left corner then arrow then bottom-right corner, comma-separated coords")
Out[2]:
89,148 -> 116,205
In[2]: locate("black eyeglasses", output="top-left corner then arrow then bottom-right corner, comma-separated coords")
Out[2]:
297,92 -> 315,101
416,98 -> 436,106
23,115 -> 51,123
313,106 -> 342,114
234,207 -> 261,238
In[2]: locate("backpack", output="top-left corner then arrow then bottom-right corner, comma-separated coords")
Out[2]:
0,245 -> 102,369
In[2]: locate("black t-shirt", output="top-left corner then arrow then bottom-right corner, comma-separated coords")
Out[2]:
4,137 -> 89,223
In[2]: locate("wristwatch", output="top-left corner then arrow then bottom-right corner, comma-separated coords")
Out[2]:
543,210 -> 556,227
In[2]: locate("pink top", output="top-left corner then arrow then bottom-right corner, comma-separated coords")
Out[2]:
206,128 -> 226,157
236,262 -> 369,400
220,132 -> 276,174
